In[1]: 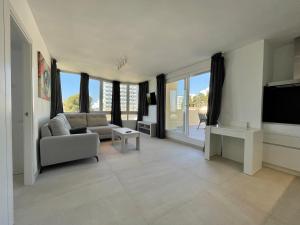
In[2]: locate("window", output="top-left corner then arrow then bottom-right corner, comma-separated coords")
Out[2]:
59,71 -> 139,121
119,83 -> 139,120
120,84 -> 127,112
60,72 -> 80,112
89,78 -> 100,112
128,84 -> 138,120
129,84 -> 138,112
102,81 -> 112,112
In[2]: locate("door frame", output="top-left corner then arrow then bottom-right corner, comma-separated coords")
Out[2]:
0,0 -> 13,224
10,7 -> 34,185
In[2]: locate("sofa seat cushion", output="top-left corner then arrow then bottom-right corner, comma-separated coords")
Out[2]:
49,117 -> 70,136
86,113 -> 108,127
64,113 -> 87,128
88,124 -> 119,135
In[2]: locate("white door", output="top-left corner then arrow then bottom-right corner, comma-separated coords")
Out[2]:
10,13 -> 34,185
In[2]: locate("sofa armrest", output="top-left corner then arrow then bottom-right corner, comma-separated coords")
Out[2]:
40,133 -> 99,166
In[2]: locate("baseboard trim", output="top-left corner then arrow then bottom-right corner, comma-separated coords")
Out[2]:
167,136 -> 204,150
263,162 -> 300,176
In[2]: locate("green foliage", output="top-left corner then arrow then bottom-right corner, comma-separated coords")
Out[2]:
63,94 -> 93,112
189,93 -> 208,108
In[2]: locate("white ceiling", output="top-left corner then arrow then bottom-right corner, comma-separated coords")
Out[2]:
28,0 -> 300,82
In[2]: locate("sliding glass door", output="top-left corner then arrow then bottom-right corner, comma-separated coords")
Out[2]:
166,72 -> 210,141
166,79 -> 185,134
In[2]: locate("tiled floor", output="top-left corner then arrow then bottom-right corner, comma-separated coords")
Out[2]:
14,135 -> 300,225
173,124 -> 206,141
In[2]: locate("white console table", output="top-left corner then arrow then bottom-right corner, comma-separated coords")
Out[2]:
205,126 -> 263,175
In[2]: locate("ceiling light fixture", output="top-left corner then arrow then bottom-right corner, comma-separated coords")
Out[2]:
117,56 -> 128,70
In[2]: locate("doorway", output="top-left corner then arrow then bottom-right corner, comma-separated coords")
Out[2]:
166,72 -> 210,146
10,16 -> 33,185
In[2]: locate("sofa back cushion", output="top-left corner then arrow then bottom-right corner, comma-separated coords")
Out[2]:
57,113 -> 71,130
87,113 -> 108,127
64,113 -> 87,128
48,117 -> 70,136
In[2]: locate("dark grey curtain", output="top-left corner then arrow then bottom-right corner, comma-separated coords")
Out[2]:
50,59 -> 63,118
79,73 -> 89,113
207,52 -> 225,125
137,81 -> 149,121
156,74 -> 166,138
111,81 -> 122,126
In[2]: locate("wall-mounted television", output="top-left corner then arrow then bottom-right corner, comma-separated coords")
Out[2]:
263,85 -> 300,124
147,92 -> 156,105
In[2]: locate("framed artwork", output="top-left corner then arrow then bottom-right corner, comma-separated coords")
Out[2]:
38,51 -> 51,100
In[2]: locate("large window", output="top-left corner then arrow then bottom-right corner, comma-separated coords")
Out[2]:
129,84 -> 139,112
120,84 -> 127,112
89,78 -> 100,112
166,79 -> 185,134
102,81 -> 112,112
120,83 -> 139,120
61,72 -> 80,112
60,72 -> 139,121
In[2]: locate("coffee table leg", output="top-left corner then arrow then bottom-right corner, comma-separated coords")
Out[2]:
136,136 -> 140,150
121,137 -> 126,152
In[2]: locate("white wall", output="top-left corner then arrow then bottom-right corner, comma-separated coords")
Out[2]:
272,43 -> 294,82
220,40 -> 267,162
10,0 -> 51,179
220,40 -> 265,129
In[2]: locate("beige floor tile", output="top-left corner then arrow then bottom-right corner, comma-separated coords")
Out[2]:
14,135 -> 298,225
153,190 -> 268,225
60,191 -> 147,225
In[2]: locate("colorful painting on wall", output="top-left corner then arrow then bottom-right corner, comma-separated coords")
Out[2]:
38,51 -> 51,101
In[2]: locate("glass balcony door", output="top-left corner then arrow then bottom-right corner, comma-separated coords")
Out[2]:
166,72 -> 210,142
188,72 -> 210,140
166,79 -> 186,134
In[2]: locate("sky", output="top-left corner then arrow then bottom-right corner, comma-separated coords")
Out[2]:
60,72 -> 100,103
177,72 -> 210,96
60,72 -> 80,101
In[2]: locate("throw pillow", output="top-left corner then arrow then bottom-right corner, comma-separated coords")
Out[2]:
70,127 -> 87,134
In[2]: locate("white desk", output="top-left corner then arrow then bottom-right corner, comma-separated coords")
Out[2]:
205,126 -> 263,175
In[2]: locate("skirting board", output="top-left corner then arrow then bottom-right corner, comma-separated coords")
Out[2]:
167,137 -> 204,150
263,162 -> 300,177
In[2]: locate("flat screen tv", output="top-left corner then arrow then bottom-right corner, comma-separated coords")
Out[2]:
147,92 -> 156,105
263,85 -> 300,124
